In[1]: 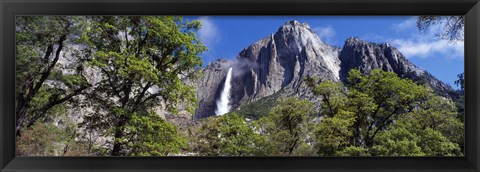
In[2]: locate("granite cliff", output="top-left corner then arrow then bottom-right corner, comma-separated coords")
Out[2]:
193,20 -> 456,120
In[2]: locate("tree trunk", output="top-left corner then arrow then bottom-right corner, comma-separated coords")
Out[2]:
111,116 -> 127,156
15,23 -> 69,136
15,101 -> 28,136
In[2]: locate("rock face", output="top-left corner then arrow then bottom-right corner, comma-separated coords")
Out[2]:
339,37 -> 453,97
194,59 -> 232,119
193,20 -> 456,120
231,21 -> 341,103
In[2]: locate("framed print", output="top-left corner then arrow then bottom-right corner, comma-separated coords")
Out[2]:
1,0 -> 479,172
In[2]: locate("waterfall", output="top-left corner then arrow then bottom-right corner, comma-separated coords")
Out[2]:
215,67 -> 233,116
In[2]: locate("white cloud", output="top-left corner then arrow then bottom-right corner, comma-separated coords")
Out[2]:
388,17 -> 464,59
197,16 -> 222,63
391,17 -> 417,32
314,25 -> 335,43
197,16 -> 220,49
391,39 -> 464,59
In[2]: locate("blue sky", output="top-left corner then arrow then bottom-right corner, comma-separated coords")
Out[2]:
186,16 -> 464,90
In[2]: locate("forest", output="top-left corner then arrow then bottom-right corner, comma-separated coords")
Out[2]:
15,16 -> 464,156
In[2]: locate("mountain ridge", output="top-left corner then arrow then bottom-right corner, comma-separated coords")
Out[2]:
193,20 -> 456,120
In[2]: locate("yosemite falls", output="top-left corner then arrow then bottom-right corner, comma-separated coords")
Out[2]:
215,67 -> 233,116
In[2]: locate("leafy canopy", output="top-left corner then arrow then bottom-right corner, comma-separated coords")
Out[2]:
307,69 -> 463,156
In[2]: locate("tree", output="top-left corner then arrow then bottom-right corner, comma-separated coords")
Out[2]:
307,69 -> 464,156
257,97 -> 315,156
417,16 -> 464,42
313,110 -> 357,156
370,126 -> 425,156
417,15 -> 465,94
17,108 -> 87,156
417,16 -> 465,99
193,113 -> 266,156
348,69 -> 433,147
15,16 -> 91,136
374,95 -> 463,156
454,73 -> 464,92
309,69 -> 429,148
17,123 -> 64,156
126,113 -> 186,156
304,78 -> 347,117
454,73 -> 465,121
81,16 -> 206,156
372,112 -> 462,156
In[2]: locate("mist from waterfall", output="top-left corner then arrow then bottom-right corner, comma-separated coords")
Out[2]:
215,67 -> 233,116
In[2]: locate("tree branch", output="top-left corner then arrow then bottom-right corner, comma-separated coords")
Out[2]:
25,23 -> 69,104
136,20 -> 149,56
369,107 -> 400,142
138,92 -> 163,108
132,82 -> 152,111
26,85 -> 89,128
100,67 -> 121,96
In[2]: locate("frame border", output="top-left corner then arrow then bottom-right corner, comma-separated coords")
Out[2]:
1,0 -> 479,171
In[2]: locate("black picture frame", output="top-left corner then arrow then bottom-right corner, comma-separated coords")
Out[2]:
1,0 -> 479,172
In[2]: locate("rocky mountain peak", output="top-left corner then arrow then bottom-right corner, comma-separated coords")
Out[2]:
205,59 -> 231,70
192,21 -> 342,119
280,20 -> 312,30
340,36 -> 416,79
345,37 -> 366,46
274,20 -> 325,51
193,21 -> 456,120
338,37 -> 453,97
344,36 -> 389,48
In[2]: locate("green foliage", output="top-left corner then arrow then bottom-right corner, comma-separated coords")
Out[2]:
453,72 -> 465,121
16,110 -> 97,156
126,113 -> 186,156
383,96 -> 464,156
346,69 -> 429,146
313,110 -> 356,156
335,146 -> 370,156
454,73 -> 464,91
81,16 -> 206,155
85,16 -> 205,114
16,113 -> 89,156
307,69 -> 464,156
417,128 -> 461,156
371,127 -> 425,156
372,125 -> 461,156
15,16 -> 91,136
234,93 -> 277,119
258,97 -> 315,156
17,123 -> 64,156
305,78 -> 347,117
63,141 -> 94,156
194,113 -> 266,156
16,17 -> 465,157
